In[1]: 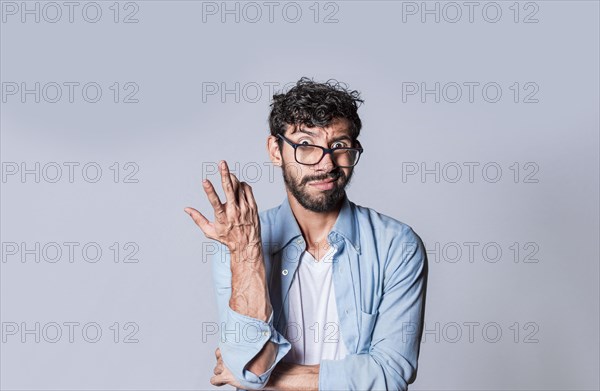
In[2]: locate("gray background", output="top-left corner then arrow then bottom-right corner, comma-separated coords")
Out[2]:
1,1 -> 599,390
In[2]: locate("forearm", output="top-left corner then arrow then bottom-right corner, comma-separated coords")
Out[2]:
265,363 -> 320,391
229,241 -> 271,320
229,244 -> 276,376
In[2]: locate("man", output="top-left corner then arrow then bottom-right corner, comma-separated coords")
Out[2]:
185,77 -> 428,390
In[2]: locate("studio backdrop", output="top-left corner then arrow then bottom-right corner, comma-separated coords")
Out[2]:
1,1 -> 599,390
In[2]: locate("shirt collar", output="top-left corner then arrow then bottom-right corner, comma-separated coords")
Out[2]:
270,192 -> 361,255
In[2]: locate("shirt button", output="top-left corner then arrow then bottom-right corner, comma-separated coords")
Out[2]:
282,269 -> 288,276
296,239 -> 303,245
345,309 -> 349,315
262,331 -> 269,337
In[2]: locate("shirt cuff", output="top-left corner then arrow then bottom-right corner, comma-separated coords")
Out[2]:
220,305 -> 291,389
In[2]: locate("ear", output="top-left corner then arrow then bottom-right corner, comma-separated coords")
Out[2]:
267,135 -> 282,167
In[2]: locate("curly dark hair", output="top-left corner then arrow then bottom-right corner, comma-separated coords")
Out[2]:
268,77 -> 364,147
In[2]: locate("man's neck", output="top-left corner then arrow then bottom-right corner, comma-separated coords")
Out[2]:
286,190 -> 343,252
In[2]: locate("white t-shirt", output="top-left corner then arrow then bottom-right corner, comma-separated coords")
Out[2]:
282,244 -> 348,365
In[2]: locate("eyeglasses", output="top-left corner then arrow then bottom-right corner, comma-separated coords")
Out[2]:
277,133 -> 364,168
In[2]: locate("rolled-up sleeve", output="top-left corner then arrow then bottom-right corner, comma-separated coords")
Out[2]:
210,242 -> 291,390
319,226 -> 428,391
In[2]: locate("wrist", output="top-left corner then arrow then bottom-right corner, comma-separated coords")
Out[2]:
229,241 -> 264,267
229,293 -> 272,322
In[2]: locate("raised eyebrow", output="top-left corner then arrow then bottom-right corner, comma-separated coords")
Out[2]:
292,128 -> 318,137
331,135 -> 352,143
293,129 -> 352,143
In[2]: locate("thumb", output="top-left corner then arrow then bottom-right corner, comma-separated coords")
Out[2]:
184,207 -> 216,239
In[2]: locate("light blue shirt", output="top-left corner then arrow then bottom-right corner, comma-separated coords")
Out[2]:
210,194 -> 428,390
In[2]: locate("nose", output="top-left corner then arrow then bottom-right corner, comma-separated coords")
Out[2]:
313,150 -> 337,173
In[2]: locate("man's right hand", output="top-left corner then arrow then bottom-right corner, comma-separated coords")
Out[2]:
184,159 -> 262,258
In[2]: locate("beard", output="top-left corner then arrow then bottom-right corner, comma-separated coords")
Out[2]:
281,157 -> 354,213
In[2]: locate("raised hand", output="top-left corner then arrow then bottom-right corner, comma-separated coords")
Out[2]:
189,161 -> 275,381
184,160 -> 262,256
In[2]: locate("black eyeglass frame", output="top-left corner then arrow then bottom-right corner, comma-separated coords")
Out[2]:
276,133 -> 364,168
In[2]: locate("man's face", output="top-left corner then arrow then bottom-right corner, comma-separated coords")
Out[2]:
278,118 -> 356,213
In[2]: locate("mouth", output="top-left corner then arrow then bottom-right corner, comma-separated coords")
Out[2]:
308,177 -> 337,191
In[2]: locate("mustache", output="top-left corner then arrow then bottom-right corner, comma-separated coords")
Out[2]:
302,171 -> 344,185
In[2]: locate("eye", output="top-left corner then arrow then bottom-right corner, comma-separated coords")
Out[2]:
332,141 -> 348,148
299,139 -> 311,145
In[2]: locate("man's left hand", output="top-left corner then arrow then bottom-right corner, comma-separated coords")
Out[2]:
210,347 -> 246,389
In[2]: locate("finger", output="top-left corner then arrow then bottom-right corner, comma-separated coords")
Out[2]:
202,179 -> 225,215
215,347 -> 222,358
237,182 -> 249,211
213,362 -> 223,375
241,182 -> 257,212
229,174 -> 243,205
183,207 -> 216,239
219,160 -> 236,204
210,375 -> 226,387
229,173 -> 240,193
